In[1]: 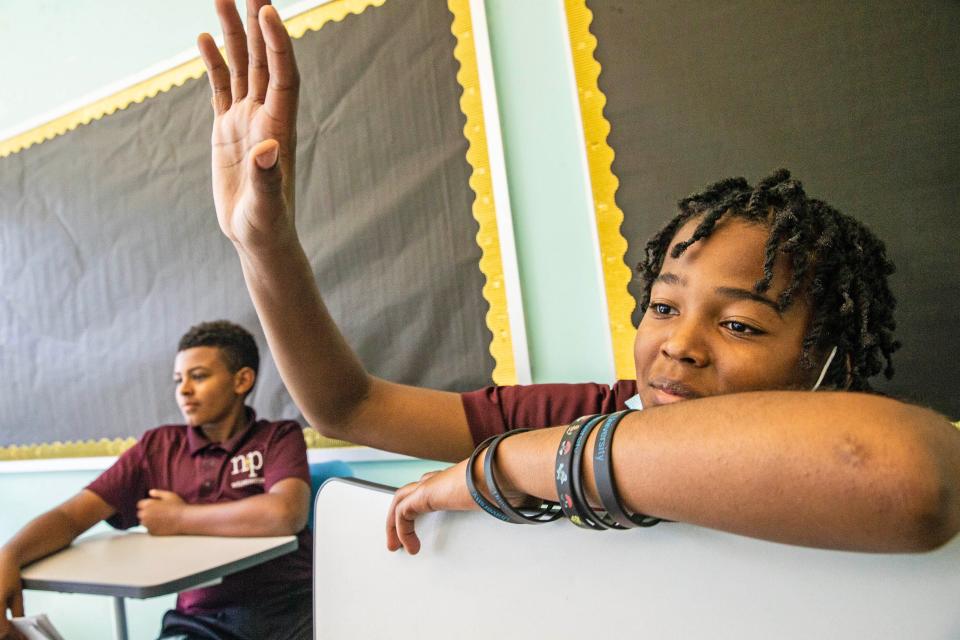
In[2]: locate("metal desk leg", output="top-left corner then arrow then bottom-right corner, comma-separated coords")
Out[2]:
112,596 -> 129,640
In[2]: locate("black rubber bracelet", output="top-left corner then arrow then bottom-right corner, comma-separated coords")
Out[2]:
483,429 -> 562,524
570,412 -> 623,530
593,410 -> 663,528
466,435 -> 513,523
555,415 -> 606,530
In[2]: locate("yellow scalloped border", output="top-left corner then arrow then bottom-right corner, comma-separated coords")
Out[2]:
448,0 -> 516,386
0,0 -> 512,457
563,0 -> 636,381
0,428 -> 350,462
0,0 -> 385,159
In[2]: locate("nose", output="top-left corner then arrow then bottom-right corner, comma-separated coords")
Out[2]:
660,318 -> 709,367
178,379 -> 193,396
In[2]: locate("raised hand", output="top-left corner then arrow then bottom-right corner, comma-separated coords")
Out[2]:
197,0 -> 300,252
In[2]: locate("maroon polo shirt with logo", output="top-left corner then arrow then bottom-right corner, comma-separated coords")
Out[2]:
461,380 -> 638,446
86,409 -> 312,614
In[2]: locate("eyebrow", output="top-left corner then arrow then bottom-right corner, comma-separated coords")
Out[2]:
655,272 -> 781,315
174,366 -> 212,377
714,287 -> 782,315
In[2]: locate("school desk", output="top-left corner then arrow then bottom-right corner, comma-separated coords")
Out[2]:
21,530 -> 297,640
314,477 -> 960,639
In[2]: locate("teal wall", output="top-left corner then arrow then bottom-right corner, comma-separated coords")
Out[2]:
0,0 -> 605,637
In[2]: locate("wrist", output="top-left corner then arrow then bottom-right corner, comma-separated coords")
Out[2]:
233,223 -> 300,261
0,546 -> 22,569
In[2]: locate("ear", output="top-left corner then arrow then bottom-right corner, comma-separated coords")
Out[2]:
233,367 -> 256,396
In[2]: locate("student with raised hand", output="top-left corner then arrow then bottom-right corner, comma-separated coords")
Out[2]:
196,0 -> 960,559
0,321 -> 312,640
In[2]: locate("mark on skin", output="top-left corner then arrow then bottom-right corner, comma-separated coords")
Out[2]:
835,434 -> 870,468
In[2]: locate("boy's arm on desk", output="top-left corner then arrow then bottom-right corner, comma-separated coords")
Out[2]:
136,478 -> 310,537
1,491 -> 113,638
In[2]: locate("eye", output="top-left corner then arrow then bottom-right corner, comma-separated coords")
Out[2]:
649,302 -> 677,317
721,320 -> 764,336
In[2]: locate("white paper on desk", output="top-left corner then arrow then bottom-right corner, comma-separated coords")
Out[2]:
10,614 -> 66,640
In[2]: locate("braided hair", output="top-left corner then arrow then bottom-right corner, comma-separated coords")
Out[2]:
637,169 -> 899,391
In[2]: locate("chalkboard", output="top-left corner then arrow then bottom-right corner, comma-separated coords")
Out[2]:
314,478 -> 960,639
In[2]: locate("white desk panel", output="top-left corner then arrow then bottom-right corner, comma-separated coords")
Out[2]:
314,478 -> 960,639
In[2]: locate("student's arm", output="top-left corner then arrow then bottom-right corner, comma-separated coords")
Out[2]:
387,392 -> 960,554
136,478 -> 310,537
197,0 -> 475,463
0,491 -> 114,639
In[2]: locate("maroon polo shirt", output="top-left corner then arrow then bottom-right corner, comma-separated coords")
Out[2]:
461,380 -> 639,445
86,409 -> 312,614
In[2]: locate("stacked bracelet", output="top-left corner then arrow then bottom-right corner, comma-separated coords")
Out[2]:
593,410 -> 662,528
554,414 -> 606,529
470,409 -> 665,531
466,435 -> 513,523
483,429 -> 562,524
467,431 -> 561,524
570,412 -> 624,530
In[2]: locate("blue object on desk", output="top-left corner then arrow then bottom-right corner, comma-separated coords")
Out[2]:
308,461 -> 353,528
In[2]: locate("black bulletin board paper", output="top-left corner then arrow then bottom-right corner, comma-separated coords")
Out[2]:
588,0 -> 960,416
0,0 -> 494,447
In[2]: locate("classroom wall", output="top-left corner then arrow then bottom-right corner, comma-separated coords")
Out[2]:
0,1 -> 594,637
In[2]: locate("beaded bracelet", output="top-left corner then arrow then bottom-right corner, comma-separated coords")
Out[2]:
555,414 -> 607,529
593,409 -> 663,528
482,429 -> 562,524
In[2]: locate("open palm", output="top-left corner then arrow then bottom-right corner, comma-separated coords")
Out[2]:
198,0 -> 299,250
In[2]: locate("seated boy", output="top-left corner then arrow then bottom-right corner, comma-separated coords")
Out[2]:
195,1 -> 960,555
0,321 -> 312,640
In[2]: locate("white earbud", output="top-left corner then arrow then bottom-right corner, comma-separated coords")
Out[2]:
811,345 -> 838,391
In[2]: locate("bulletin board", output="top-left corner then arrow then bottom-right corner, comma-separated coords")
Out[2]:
0,0 -> 516,457
565,0 -> 960,416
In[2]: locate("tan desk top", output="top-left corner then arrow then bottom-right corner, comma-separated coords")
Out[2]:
22,530 -> 297,599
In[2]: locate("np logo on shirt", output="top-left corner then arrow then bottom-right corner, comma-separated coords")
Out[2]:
230,450 -> 265,488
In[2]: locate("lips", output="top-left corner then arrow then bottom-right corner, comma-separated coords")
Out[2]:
648,377 -> 701,404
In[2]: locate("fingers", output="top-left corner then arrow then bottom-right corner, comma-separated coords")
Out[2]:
246,0 -> 271,102
394,498 -> 423,555
259,5 -> 300,126
385,482 -> 419,552
253,139 -> 280,171
213,0 -> 249,102
245,139 -> 284,201
10,589 -> 22,618
197,33 -> 231,115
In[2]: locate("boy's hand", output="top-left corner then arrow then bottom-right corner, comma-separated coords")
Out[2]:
0,553 -> 26,640
197,0 -> 300,254
385,462 -> 477,556
137,490 -> 187,536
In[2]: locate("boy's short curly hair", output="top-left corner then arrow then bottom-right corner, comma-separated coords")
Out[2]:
637,169 -> 899,392
178,320 -> 260,378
